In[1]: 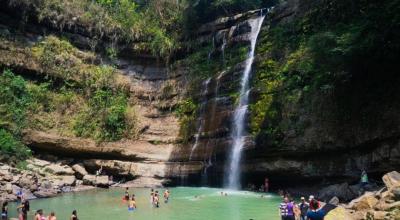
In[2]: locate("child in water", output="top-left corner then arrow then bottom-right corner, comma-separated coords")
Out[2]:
128,196 -> 136,212
154,191 -> 160,208
163,190 -> 170,203
124,187 -> 130,201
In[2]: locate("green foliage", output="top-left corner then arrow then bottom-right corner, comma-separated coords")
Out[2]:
73,66 -> 135,142
0,70 -> 32,161
0,69 -> 31,134
175,98 -> 197,143
250,0 -> 400,144
29,0 -> 188,59
0,129 -> 31,161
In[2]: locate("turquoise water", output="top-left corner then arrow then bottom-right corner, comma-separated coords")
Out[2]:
9,187 -> 281,220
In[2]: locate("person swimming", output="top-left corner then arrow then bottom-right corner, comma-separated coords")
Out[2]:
128,196 -> 136,212
163,190 -> 170,203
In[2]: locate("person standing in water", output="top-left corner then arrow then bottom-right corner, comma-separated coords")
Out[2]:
17,200 -> 29,220
70,210 -> 78,220
154,191 -> 160,208
264,178 -> 269,192
150,189 -> 155,206
163,190 -> 170,203
128,195 -> 137,211
47,212 -> 56,220
124,187 -> 130,201
1,201 -> 8,220
34,209 -> 45,220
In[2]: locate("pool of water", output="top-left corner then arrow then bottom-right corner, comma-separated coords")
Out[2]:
9,187 -> 281,220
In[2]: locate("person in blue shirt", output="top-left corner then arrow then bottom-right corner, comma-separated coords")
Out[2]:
306,199 -> 325,220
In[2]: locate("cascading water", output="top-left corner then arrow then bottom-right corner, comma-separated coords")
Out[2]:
225,14 -> 266,189
189,78 -> 211,160
200,72 -> 224,185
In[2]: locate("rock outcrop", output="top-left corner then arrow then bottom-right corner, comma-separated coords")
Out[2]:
322,171 -> 400,220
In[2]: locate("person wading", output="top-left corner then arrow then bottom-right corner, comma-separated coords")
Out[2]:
47,212 -> 57,220
70,210 -> 78,220
1,202 -> 8,220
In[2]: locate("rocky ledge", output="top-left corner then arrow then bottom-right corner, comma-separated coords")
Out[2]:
0,156 -> 203,202
321,171 -> 400,220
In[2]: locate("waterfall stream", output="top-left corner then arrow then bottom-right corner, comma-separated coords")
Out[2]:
189,78 -> 211,160
225,15 -> 265,189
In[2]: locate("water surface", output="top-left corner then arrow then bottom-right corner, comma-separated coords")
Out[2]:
9,187 -> 281,220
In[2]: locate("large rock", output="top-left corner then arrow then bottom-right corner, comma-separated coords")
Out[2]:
72,164 -> 88,179
83,160 -> 133,177
347,192 -> 379,210
117,177 -> 165,188
383,171 -> 400,190
373,211 -> 388,220
318,183 -> 358,202
34,190 -> 57,198
44,164 -> 74,175
61,175 -> 76,186
27,158 -> 50,167
324,206 -> 354,220
392,187 -> 400,201
82,175 -> 109,187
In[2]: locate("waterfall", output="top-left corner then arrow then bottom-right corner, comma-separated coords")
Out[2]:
189,78 -> 211,160
200,72 -> 224,185
221,34 -> 227,65
225,15 -> 265,189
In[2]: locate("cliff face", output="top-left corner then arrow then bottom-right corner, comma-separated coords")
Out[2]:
175,0 -> 400,187
1,0 -> 399,189
0,0 -> 195,185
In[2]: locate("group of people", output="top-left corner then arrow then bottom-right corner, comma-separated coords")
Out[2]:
0,193 -> 78,220
279,195 -> 325,220
123,187 -> 170,211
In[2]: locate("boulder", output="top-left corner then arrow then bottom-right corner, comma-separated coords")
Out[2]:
82,175 -> 109,187
83,160 -> 133,177
328,196 -> 340,205
392,187 -> 400,201
349,211 -> 367,220
389,201 -> 400,209
347,192 -> 379,210
375,200 -> 391,211
5,183 -> 12,193
61,175 -> 76,186
82,175 -> 96,185
318,183 -> 358,202
95,176 -> 109,187
18,174 -> 37,191
382,171 -> 400,189
44,164 -> 74,175
324,206 -> 354,220
118,177 -> 165,188
34,190 -> 57,198
373,211 -> 388,220
72,164 -> 88,179
27,158 -> 50,167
